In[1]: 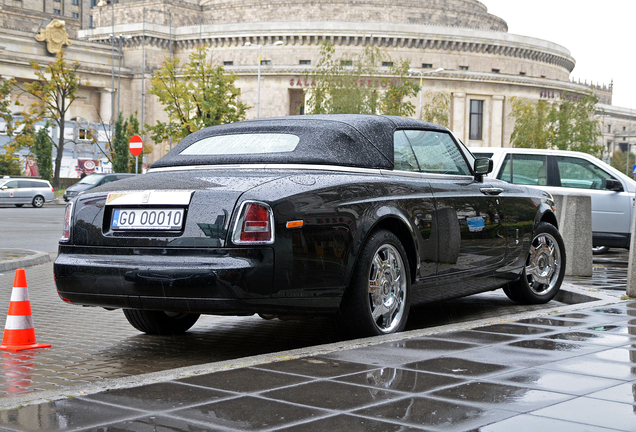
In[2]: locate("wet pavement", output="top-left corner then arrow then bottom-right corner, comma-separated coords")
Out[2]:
0,249 -> 633,430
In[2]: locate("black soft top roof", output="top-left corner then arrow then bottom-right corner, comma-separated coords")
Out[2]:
152,114 -> 448,170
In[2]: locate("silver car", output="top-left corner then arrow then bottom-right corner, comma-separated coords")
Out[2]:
0,177 -> 55,208
470,148 -> 636,254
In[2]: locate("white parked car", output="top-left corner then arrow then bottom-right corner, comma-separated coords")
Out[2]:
470,147 -> 636,254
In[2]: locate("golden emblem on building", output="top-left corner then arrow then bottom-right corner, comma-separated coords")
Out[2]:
35,19 -> 72,54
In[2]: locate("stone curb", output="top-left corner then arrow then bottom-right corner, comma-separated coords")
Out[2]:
0,250 -> 51,272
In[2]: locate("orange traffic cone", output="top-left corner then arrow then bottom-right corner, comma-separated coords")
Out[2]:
0,269 -> 50,352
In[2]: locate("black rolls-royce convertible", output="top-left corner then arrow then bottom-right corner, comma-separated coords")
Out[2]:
54,115 -> 565,338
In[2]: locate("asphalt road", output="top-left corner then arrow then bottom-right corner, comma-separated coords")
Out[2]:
0,205 -> 65,253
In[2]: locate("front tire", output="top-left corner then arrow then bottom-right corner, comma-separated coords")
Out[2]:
123,309 -> 200,335
32,195 -> 44,208
504,222 -> 565,304
338,230 -> 411,338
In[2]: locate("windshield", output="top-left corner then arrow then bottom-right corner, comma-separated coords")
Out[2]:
77,175 -> 105,185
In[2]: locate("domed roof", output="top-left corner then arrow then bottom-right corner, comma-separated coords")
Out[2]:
201,0 -> 508,31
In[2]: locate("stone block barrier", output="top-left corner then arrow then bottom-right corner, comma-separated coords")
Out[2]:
552,193 -> 593,277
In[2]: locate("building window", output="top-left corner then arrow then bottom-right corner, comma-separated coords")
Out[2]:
72,12 -> 79,18
469,100 -> 484,140
608,124 -> 611,133
519,72 -> 526,76
90,0 -> 97,6
491,69 -> 500,73
340,60 -> 352,66
72,0 -> 78,4
53,9 -> 61,14
623,126 -> 627,131
382,61 -> 393,67
260,60 -> 271,65
89,15 -> 93,27
223,61 -> 233,66
459,66 -> 469,71
541,75 -> 546,78
422,63 -> 433,69
299,60 -> 311,65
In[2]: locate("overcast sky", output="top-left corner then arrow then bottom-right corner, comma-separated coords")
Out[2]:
483,0 -> 636,110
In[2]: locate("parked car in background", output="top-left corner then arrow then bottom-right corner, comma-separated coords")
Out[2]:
55,115 -> 565,338
470,147 -> 636,254
0,177 -> 55,208
63,173 -> 137,202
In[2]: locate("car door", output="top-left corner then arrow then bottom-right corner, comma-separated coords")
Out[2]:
404,130 -> 507,277
0,180 -> 20,204
553,155 -> 633,237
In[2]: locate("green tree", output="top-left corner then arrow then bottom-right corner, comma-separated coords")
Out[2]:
304,42 -> 417,116
550,94 -> 603,157
381,60 -> 419,117
147,46 -> 248,144
610,150 -> 636,176
420,91 -> 451,127
0,153 -> 21,177
110,112 -> 141,173
0,76 -> 21,177
14,51 -> 82,188
0,77 -> 15,132
509,93 -> 603,158
509,97 -> 552,149
32,125 -> 53,180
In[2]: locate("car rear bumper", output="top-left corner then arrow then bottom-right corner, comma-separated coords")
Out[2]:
54,245 -> 277,314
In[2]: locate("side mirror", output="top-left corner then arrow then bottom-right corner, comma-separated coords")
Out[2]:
474,158 -> 493,175
605,178 -> 624,192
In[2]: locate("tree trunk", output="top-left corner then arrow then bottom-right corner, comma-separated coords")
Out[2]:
53,118 -> 65,190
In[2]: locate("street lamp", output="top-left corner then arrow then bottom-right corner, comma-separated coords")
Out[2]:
244,40 -> 284,118
408,68 -> 444,119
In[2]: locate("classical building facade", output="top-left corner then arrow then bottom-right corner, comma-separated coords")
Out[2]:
0,0 -> 633,173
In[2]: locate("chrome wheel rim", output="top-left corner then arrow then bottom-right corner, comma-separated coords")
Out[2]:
34,196 -> 44,207
525,232 -> 561,296
368,244 -> 407,334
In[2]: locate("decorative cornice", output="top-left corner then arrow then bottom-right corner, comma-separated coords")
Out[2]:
90,30 -> 575,72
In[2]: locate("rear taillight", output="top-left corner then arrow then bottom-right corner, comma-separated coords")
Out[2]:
60,201 -> 73,242
232,201 -> 274,244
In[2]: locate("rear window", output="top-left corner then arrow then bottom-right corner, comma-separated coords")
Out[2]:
18,180 -> 50,188
181,133 -> 300,156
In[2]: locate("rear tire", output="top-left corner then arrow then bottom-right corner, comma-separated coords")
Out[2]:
123,309 -> 200,335
32,195 -> 44,208
337,229 -> 411,338
504,222 -> 565,304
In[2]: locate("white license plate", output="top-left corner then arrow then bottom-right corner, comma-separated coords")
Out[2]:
111,208 -> 184,230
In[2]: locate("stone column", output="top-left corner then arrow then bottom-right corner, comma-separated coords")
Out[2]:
557,193 -> 593,277
626,207 -> 636,297
490,95 -> 504,148
451,93 -> 466,142
99,88 -> 114,123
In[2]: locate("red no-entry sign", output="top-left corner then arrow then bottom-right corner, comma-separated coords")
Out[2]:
129,135 -> 143,157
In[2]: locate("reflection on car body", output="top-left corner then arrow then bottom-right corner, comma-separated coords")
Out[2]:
54,115 -> 566,338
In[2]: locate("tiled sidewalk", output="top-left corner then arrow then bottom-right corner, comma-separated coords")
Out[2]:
0,302 -> 634,431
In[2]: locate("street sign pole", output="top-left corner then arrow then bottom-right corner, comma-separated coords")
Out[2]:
128,135 -> 143,174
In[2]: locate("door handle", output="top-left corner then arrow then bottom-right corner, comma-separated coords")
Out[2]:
480,187 -> 504,195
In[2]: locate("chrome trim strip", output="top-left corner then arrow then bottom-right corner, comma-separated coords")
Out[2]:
106,190 -> 195,206
148,164 -> 384,175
